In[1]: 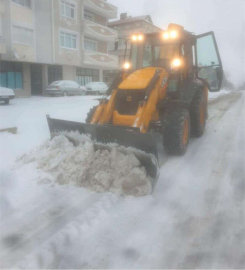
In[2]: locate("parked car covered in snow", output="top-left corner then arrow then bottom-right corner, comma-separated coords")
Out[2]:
85,82 -> 108,95
46,81 -> 86,97
0,87 -> 15,105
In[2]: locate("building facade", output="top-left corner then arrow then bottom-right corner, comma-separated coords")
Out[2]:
0,0 -> 118,97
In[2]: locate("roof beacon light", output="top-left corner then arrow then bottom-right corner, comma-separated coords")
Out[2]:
131,34 -> 144,42
163,30 -> 178,39
137,35 -> 144,41
163,32 -> 169,39
170,30 -> 178,38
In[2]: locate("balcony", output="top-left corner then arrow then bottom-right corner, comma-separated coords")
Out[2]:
83,50 -> 118,68
84,0 -> 117,19
0,37 -> 6,54
83,19 -> 118,42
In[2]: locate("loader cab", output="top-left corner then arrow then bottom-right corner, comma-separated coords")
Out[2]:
124,24 -> 223,92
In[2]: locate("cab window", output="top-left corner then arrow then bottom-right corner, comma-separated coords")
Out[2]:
143,44 -> 153,67
130,43 -> 138,70
196,33 -> 222,91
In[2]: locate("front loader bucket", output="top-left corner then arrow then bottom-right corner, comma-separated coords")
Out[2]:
46,115 -> 159,184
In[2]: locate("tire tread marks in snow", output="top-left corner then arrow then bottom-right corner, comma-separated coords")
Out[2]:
15,194 -> 120,269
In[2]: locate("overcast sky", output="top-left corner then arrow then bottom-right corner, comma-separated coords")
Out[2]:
109,0 -> 245,86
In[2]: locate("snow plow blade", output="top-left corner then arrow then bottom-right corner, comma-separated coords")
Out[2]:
46,115 -> 159,183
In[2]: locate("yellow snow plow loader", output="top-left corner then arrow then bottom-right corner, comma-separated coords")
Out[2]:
47,23 -> 223,186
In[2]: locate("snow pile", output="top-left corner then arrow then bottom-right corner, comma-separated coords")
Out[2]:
208,89 -> 231,100
18,133 -> 152,196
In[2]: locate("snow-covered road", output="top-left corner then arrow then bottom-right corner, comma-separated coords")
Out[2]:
0,91 -> 244,269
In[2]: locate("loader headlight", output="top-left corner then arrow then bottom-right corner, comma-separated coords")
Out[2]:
162,30 -> 178,39
132,35 -> 137,41
163,32 -> 169,39
137,34 -> 144,41
131,34 -> 144,42
123,62 -> 131,70
172,58 -> 181,68
170,30 -> 178,38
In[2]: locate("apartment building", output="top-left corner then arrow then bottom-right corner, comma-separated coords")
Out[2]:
0,0 -> 118,97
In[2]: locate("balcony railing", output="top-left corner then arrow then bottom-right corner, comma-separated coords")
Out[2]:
83,50 -> 118,68
84,0 -> 117,19
83,19 -> 118,42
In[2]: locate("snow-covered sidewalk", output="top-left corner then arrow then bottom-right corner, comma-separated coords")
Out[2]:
0,90 -> 244,268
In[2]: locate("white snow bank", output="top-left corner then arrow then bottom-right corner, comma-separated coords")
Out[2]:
208,89 -> 231,100
18,133 -> 152,197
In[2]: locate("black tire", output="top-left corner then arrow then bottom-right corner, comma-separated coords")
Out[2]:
161,108 -> 190,155
4,99 -> 9,105
190,89 -> 207,137
63,91 -> 68,97
86,105 -> 98,123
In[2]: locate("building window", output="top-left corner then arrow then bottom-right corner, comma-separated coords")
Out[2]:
13,26 -> 34,46
76,68 -> 99,86
48,65 -> 63,84
84,39 -> 97,52
60,31 -> 77,49
12,0 -> 31,8
84,11 -> 94,22
0,61 -> 23,90
61,0 -> 75,19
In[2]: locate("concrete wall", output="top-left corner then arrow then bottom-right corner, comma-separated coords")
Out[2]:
10,1 -> 36,62
63,65 -> 75,80
53,0 -> 82,67
11,2 -> 33,24
110,21 -> 161,36
94,13 -> 106,26
42,65 -> 48,94
98,40 -> 107,53
1,0 -> 13,61
34,0 -> 53,64
14,62 -> 31,97
12,43 -> 35,62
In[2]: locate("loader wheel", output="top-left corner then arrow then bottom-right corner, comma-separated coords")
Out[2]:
190,89 -> 207,137
86,106 -> 98,123
162,108 -> 190,155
